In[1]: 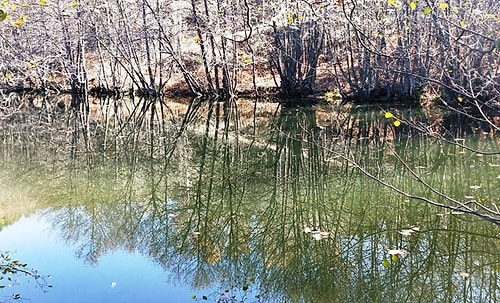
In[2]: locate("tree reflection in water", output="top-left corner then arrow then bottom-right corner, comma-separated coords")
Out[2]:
0,97 -> 498,303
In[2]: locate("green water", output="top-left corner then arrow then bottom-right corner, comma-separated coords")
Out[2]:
0,99 -> 499,302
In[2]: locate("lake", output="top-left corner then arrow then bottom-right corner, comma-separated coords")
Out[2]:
0,97 -> 499,303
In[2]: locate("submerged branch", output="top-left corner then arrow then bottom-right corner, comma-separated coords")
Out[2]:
342,148 -> 500,226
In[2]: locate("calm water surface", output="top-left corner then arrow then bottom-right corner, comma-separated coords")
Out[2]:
0,98 -> 499,302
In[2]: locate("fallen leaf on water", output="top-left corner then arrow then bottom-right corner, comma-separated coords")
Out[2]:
309,229 -> 330,240
320,231 -> 330,238
398,229 -> 414,236
398,226 -> 419,236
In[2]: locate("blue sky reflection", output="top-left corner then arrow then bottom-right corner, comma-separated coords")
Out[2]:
0,214 -> 196,303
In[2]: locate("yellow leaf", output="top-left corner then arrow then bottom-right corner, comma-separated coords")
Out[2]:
383,259 -> 391,269
384,112 -> 394,119
457,97 -> 463,102
194,36 -> 200,43
12,16 -> 24,27
394,120 -> 401,127
71,2 -> 78,8
439,3 -> 448,10
409,2 -> 416,11
324,91 -> 337,102
21,3 -> 29,7
37,0 -> 47,6
460,21 -> 466,28
388,0 -> 395,5
423,7 -> 432,15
